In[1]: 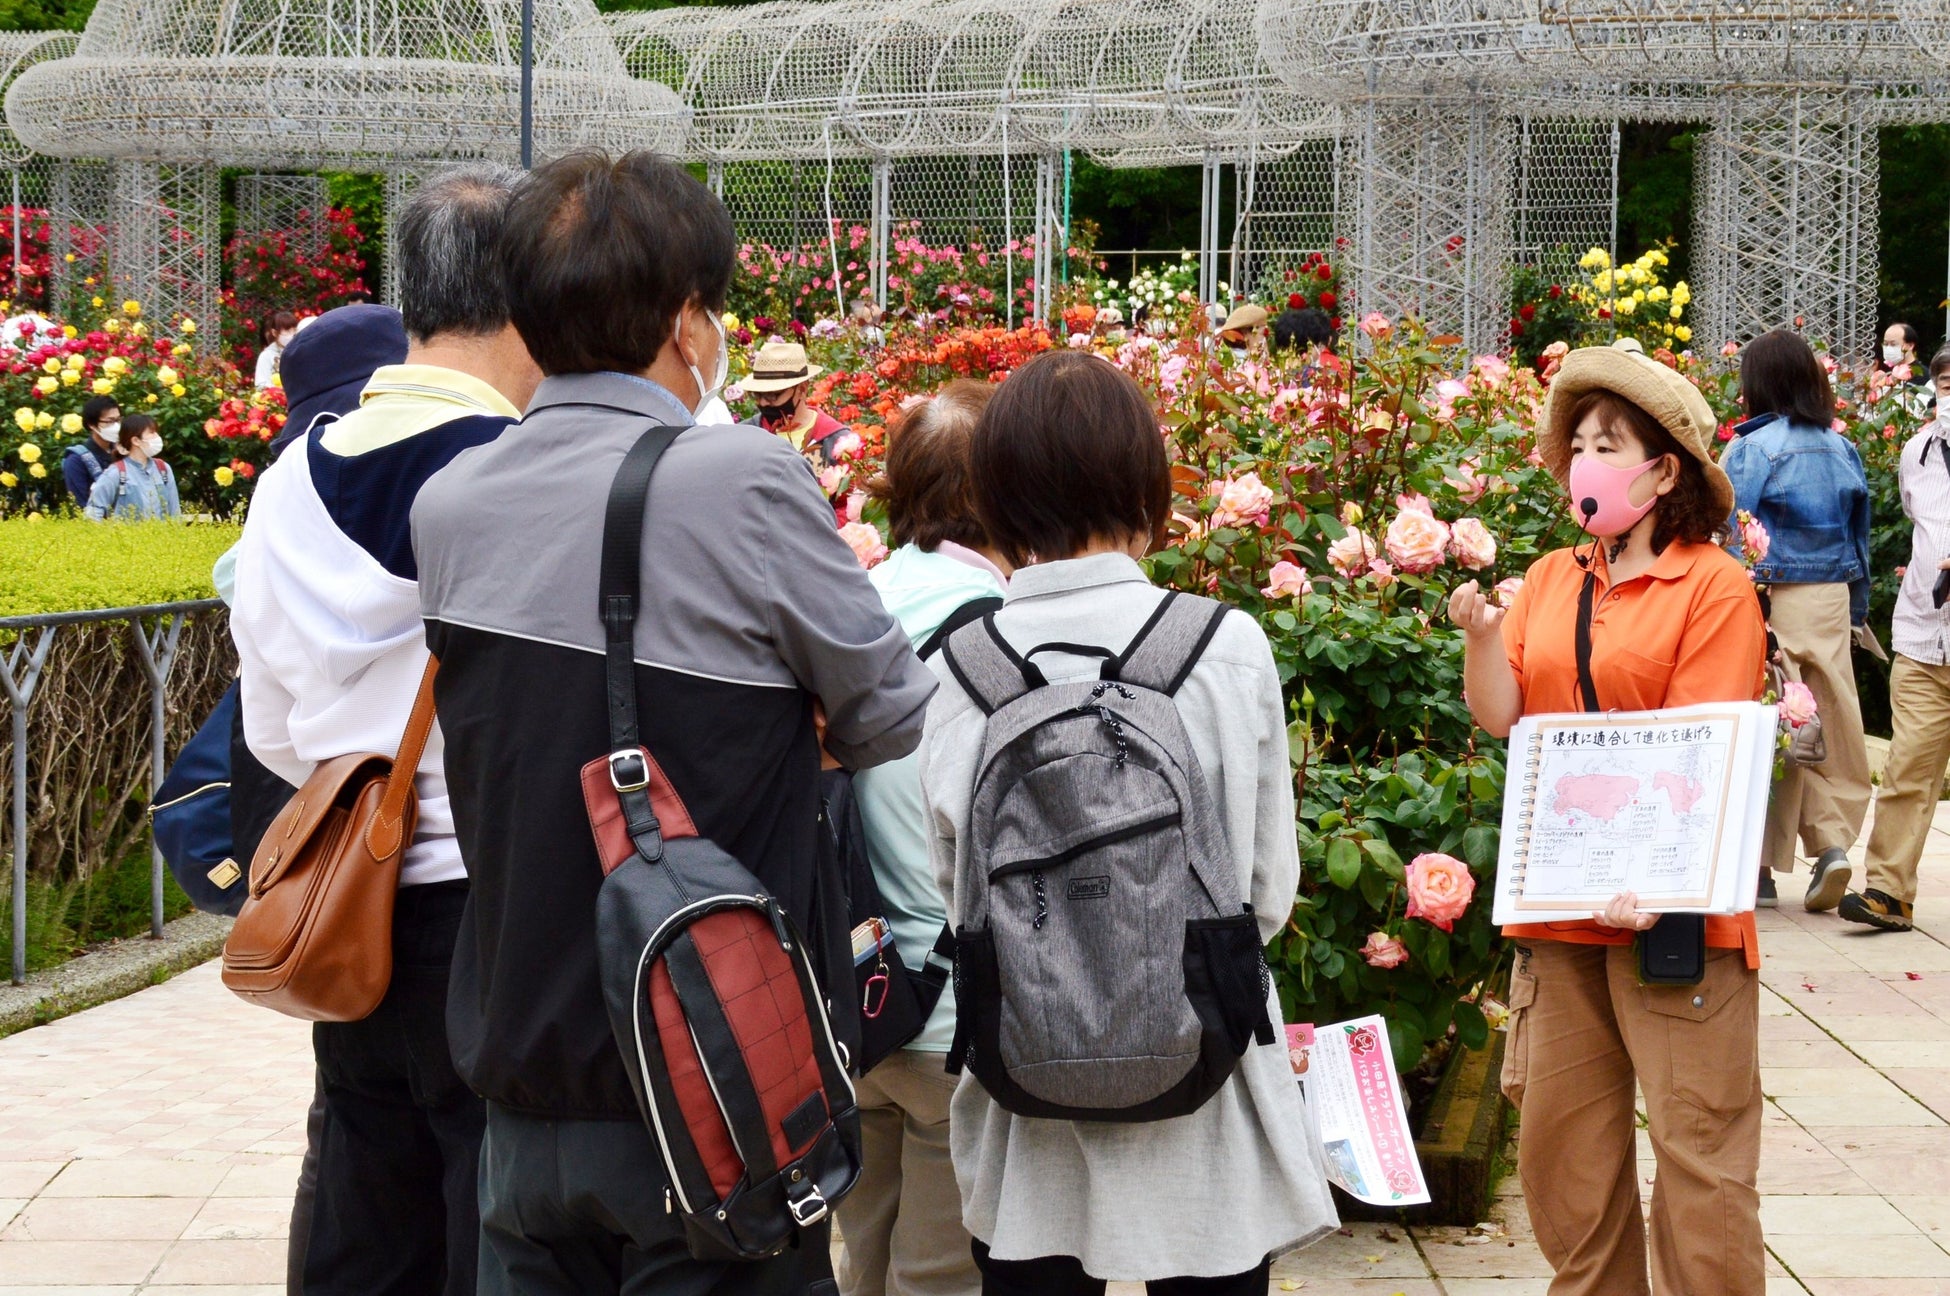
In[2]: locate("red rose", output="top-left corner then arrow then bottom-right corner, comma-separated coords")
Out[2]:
1509,319 -> 1525,336
1318,290 -> 1337,309
1548,284 -> 1563,299
1329,316 -> 1342,330
1519,303 -> 1536,321
1347,1025 -> 1380,1057
1316,264 -> 1333,280
1287,293 -> 1306,310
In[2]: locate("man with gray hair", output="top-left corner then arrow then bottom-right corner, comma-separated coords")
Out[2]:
229,164 -> 538,1296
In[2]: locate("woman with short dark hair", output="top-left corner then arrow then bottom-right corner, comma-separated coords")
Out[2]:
255,309 -> 299,389
918,351 -> 1336,1294
839,380 -> 1004,1296
1724,328 -> 1872,911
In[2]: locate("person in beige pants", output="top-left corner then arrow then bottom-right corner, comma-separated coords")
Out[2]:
1720,329 -> 1875,910
1843,351 -> 1950,932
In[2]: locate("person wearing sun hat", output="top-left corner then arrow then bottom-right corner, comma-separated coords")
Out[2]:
1448,338 -> 1768,1296
1216,302 -> 1269,353
744,336 -> 855,459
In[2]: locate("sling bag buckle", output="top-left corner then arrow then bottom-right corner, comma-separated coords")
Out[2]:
608,749 -> 650,793
785,1183 -> 829,1227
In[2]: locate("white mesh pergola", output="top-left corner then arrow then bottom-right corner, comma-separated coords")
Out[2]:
1,0 -> 689,326
0,33 -> 93,315
1255,0 -> 1947,355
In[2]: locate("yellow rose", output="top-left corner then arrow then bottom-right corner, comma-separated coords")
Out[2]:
170,383 -> 186,398
25,510 -> 41,521
1592,271 -> 1613,293
61,325 -> 75,339
0,472 -> 14,488
82,275 -> 94,286
1631,289 -> 1645,302
13,407 -> 32,431
144,393 -> 157,404
157,365 -> 178,386
213,465 -> 235,487
91,377 -> 113,394
131,322 -> 148,338
91,295 -> 104,308
64,354 -> 82,370
33,375 -> 56,395
34,412 -> 51,430
39,358 -> 58,375
59,413 -> 81,434
122,299 -> 141,318
27,462 -> 43,478
102,355 -> 127,375
1675,325 -> 1692,343
1578,248 -> 1610,271
59,370 -> 77,387
1647,285 -> 1668,303
17,442 -> 40,463
179,318 -> 197,335
171,343 -> 192,358
103,319 -> 121,335
1616,298 -> 1637,316
1669,305 -> 1682,320
62,252 -> 73,263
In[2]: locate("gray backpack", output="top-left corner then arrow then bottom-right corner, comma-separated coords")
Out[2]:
939,592 -> 1276,1122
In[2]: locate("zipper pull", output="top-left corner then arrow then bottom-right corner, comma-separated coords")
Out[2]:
664,1186 -> 674,1215
768,900 -> 794,951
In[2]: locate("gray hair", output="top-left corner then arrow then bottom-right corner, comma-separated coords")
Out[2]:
395,164 -> 523,342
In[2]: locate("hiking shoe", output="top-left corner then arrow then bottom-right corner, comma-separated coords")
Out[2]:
1757,870 -> 1778,908
1839,889 -> 1915,932
1805,848 -> 1852,913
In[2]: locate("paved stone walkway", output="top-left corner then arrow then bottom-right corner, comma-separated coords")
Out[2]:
9,808 -> 1950,1293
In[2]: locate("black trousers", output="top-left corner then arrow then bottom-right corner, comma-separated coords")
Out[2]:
304,881 -> 484,1296
477,1103 -> 836,1296
971,1241 -> 1271,1296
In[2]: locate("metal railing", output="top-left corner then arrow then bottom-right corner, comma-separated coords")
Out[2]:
1,599 -> 224,985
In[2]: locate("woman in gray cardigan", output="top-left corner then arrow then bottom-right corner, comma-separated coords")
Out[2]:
918,351 -> 1337,1293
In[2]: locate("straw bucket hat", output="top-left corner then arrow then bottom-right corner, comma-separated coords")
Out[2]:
1538,339 -> 1735,520
741,339 -> 825,394
1219,304 -> 1269,334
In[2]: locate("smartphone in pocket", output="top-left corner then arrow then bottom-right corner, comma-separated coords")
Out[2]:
1638,913 -> 1706,986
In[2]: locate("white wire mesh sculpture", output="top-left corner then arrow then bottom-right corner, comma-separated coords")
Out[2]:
0,33 -> 80,311
4,0 -> 689,168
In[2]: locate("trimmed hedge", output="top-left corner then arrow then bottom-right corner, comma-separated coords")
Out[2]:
0,519 -> 239,619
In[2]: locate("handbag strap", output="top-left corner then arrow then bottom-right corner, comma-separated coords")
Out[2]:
364,656 -> 439,860
600,424 -> 689,864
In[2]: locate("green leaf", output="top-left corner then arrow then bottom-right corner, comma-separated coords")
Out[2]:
1360,837 -> 1406,878
1462,824 -> 1498,869
1453,1000 -> 1490,1050
1325,837 -> 1362,889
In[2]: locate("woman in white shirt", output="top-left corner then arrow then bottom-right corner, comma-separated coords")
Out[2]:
254,309 -> 298,389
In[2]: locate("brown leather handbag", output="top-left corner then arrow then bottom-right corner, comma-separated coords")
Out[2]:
221,659 -> 438,1021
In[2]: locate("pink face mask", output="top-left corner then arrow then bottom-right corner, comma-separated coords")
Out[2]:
1568,454 -> 1663,538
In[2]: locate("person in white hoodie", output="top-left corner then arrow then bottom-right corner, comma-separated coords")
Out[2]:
840,381 -> 1008,1296
229,165 -> 540,1296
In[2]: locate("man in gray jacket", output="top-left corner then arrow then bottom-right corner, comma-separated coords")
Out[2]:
412,151 -> 934,1295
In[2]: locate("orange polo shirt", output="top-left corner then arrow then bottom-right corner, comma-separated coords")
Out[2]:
1500,541 -> 1768,969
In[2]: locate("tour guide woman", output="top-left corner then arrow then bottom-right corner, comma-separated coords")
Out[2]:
1449,340 -> 1767,1296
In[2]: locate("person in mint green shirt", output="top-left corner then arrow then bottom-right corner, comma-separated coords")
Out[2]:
840,380 -> 1009,1296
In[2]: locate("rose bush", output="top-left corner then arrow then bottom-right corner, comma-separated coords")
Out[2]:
221,205 -> 371,374
0,302 -> 278,518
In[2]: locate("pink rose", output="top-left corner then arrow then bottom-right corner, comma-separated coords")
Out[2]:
1448,517 -> 1498,570
1360,312 -> 1393,339
1737,511 -> 1770,564
843,490 -> 866,525
1471,354 -> 1511,387
1327,529 -> 1377,576
1493,576 -> 1524,607
1211,471 -> 1274,529
839,521 -> 888,568
1367,559 -> 1396,589
1262,560 -> 1313,600
1361,931 -> 1409,969
1405,852 -> 1476,932
1447,456 -> 1486,503
1780,680 -> 1818,728
1396,491 -> 1434,516
1385,509 -> 1450,574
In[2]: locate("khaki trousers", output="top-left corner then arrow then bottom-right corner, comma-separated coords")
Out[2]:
1764,583 -> 1872,872
1864,655 -> 1950,904
836,1050 -> 980,1296
1503,941 -> 1763,1296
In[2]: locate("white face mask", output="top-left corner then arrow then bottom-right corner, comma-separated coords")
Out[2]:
682,308 -> 728,416
1937,393 -> 1950,422
137,432 -> 162,457
276,330 -> 295,348
98,420 -> 120,441
1885,344 -> 1907,366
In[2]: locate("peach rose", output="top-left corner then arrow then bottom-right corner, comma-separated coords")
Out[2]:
1406,852 -> 1475,932
839,521 -> 888,568
1737,511 -> 1770,565
1780,680 -> 1818,728
1327,529 -> 1377,577
1367,559 -> 1396,589
1385,509 -> 1450,574
1262,560 -> 1313,600
1361,931 -> 1410,969
1493,576 -> 1524,607
1360,312 -> 1393,339
1211,471 -> 1274,529
1448,517 -> 1498,570
1396,491 -> 1434,516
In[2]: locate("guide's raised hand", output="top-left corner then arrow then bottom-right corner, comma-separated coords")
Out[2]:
1595,891 -> 1659,931
1447,580 -> 1507,639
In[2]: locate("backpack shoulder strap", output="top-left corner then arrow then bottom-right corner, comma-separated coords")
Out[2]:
939,614 -> 1041,716
918,595 -> 1006,661
1110,592 -> 1234,696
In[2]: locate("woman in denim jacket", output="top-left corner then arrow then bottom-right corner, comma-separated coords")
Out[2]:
1722,329 -> 1872,911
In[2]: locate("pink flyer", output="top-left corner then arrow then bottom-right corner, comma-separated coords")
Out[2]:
1293,1014 -> 1430,1206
